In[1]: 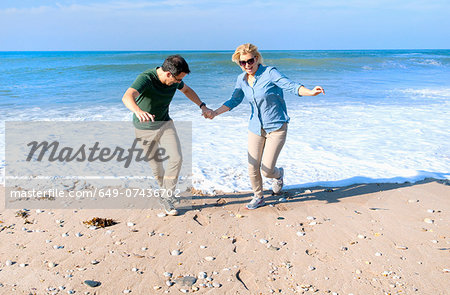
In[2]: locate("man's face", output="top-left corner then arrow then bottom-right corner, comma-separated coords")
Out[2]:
167,72 -> 187,85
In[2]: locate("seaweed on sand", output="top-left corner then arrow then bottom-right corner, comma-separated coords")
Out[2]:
83,217 -> 117,228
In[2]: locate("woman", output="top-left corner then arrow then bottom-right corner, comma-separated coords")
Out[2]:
211,43 -> 324,209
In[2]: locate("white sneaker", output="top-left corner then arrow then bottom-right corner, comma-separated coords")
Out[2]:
272,167 -> 284,194
158,198 -> 179,216
245,197 -> 266,210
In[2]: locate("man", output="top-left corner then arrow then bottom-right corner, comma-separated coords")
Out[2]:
122,55 -> 212,216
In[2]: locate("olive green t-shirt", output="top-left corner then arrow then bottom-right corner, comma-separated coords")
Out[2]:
131,67 -> 184,130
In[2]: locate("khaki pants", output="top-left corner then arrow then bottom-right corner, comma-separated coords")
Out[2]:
248,123 -> 287,199
134,120 -> 182,196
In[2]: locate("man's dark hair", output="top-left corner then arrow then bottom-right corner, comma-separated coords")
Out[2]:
161,55 -> 190,76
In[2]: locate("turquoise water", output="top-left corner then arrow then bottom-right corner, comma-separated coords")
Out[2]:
1,50 -> 449,190
1,50 -> 449,112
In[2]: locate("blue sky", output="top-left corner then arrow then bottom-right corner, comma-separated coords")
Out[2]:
1,0 -> 449,50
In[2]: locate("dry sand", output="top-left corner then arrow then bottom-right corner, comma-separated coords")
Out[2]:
0,179 -> 449,295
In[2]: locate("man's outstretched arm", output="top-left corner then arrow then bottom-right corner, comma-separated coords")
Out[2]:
179,84 -> 214,118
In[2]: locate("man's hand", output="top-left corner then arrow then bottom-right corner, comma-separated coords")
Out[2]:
201,106 -> 216,119
206,110 -> 218,119
134,110 -> 155,122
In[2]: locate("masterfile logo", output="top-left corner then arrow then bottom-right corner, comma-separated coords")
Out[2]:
5,121 -> 192,209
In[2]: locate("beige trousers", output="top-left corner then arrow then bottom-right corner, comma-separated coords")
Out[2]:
248,123 -> 287,199
134,120 -> 182,196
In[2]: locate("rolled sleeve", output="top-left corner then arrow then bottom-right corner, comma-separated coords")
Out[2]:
223,80 -> 245,110
269,67 -> 303,97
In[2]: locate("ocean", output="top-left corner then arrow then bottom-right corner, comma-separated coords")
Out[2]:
1,50 -> 449,194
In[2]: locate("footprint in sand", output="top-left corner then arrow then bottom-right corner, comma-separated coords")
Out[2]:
276,204 -> 289,211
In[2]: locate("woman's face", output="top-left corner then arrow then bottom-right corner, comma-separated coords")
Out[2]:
239,53 -> 259,76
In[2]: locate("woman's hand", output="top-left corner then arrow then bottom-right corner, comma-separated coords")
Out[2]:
298,86 -> 325,96
203,109 -> 218,119
201,106 -> 216,119
311,86 -> 325,96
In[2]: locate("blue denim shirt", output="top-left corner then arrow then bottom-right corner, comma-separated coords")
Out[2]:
223,65 -> 303,136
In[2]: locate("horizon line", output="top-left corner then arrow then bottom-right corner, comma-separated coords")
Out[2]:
1,48 -> 449,53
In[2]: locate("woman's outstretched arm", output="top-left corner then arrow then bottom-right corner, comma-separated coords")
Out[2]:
298,86 -> 325,96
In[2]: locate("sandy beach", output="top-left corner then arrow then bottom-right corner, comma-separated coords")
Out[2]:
0,179 -> 449,295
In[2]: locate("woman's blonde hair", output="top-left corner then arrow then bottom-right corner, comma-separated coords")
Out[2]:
231,43 -> 263,66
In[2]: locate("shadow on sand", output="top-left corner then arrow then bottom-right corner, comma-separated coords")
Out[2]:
177,176 -> 449,215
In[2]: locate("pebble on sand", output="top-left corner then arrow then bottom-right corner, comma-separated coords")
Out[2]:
174,276 -> 197,287
48,262 -> 57,268
205,256 -> 216,261
84,280 -> 101,287
198,272 -> 207,279
395,245 -> 408,250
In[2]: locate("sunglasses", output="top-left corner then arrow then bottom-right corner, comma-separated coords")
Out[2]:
171,73 -> 183,83
239,57 -> 256,67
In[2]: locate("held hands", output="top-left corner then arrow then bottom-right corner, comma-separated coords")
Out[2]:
201,106 -> 217,120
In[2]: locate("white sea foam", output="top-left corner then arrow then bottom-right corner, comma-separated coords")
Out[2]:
170,94 -> 450,193
2,89 -> 450,194
396,88 -> 450,99
415,59 -> 442,66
